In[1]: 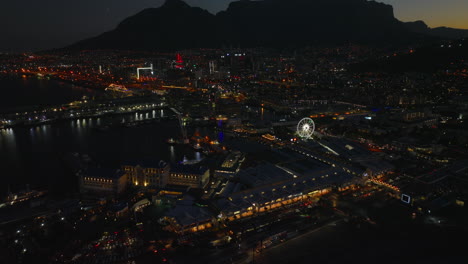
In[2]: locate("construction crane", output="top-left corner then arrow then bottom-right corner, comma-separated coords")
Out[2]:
170,108 -> 189,144
136,64 -> 153,80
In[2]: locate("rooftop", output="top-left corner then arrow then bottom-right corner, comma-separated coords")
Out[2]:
216,168 -> 354,214
165,195 -> 213,226
123,158 -> 168,169
238,163 -> 292,188
171,163 -> 208,175
85,167 -> 125,179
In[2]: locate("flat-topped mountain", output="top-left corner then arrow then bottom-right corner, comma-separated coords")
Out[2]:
66,0 -> 468,51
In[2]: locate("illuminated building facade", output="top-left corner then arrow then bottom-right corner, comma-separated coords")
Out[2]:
162,195 -> 214,234
214,152 -> 244,178
122,160 -> 170,188
174,53 -> 184,69
216,165 -> 355,223
80,168 -> 127,195
169,164 -> 210,189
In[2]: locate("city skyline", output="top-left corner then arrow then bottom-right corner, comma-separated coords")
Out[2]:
1,0 -> 468,262
0,0 -> 467,52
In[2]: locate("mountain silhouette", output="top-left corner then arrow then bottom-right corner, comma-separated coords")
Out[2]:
351,38 -> 468,72
66,0 -> 465,51
405,20 -> 468,40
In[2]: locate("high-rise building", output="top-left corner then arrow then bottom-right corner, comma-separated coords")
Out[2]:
209,60 -> 217,74
175,53 -> 184,69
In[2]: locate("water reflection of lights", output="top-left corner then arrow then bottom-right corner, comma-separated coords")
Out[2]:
0,128 -> 14,137
42,125 -> 51,140
218,131 -> 224,142
0,128 -> 18,156
170,146 -> 175,162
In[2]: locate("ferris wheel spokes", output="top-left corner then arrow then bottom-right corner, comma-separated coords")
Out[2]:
297,118 -> 315,139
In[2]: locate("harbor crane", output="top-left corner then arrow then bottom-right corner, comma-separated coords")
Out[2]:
170,108 -> 189,144
136,64 -> 153,80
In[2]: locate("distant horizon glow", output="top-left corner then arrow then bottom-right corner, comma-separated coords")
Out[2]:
381,0 -> 468,29
0,0 -> 467,52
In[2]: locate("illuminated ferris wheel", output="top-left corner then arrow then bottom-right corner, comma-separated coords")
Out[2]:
297,118 -> 315,139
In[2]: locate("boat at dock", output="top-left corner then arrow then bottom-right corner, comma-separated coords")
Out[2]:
193,143 -> 203,152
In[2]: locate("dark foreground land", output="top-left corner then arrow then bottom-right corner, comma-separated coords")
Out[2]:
251,199 -> 468,264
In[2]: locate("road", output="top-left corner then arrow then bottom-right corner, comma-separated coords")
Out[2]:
171,205 -> 338,264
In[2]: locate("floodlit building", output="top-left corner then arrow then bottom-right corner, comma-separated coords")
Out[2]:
169,164 -> 210,189
132,198 -> 151,212
162,195 -> 214,234
215,162 -> 356,222
214,152 -> 244,178
80,168 -> 127,195
122,159 -> 170,188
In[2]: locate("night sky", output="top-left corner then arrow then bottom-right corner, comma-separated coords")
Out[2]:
1,0 -> 467,52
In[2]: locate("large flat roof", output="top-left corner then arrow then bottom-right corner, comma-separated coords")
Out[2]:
217,167 -> 354,213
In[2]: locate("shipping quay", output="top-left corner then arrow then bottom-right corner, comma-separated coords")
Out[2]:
0,95 -> 168,129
